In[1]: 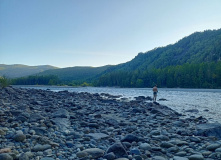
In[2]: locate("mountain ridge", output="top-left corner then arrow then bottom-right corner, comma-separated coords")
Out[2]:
0,64 -> 58,78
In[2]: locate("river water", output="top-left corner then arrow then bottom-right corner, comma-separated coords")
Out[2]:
16,86 -> 221,123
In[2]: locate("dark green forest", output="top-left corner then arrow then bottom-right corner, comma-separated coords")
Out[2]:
96,62 -> 221,88
11,75 -> 60,86
11,29 -> 221,88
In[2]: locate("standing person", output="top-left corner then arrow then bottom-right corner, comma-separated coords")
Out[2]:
153,85 -> 158,102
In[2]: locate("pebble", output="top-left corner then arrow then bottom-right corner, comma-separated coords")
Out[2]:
0,153 -> 13,160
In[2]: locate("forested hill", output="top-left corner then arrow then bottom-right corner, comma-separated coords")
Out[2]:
0,64 -> 57,78
96,29 -> 221,88
37,65 -> 111,82
103,29 -> 221,73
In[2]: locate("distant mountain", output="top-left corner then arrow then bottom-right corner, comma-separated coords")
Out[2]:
0,64 -> 58,78
102,29 -> 221,73
37,65 -> 112,82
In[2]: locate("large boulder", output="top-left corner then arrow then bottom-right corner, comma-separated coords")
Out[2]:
13,133 -> 26,142
196,122 -> 221,139
106,142 -> 128,158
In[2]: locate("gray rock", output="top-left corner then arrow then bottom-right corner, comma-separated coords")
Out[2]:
52,108 -> 69,118
139,143 -> 151,150
130,148 -> 141,155
169,139 -> 188,146
160,142 -> 175,148
185,109 -> 199,113
103,152 -> 115,160
19,153 -> 29,160
29,113 -> 44,122
82,148 -> 105,159
173,156 -> 188,160
121,134 -> 140,143
188,154 -> 204,160
32,144 -> 51,152
196,122 -> 221,139
133,155 -> 143,160
106,142 -> 128,157
189,136 -> 201,143
76,151 -> 88,158
13,133 -> 26,142
215,147 -> 221,152
86,133 -> 109,140
0,153 -> 13,160
152,156 -> 167,160
43,149 -> 52,155
32,127 -> 47,135
0,129 -> 6,136
175,151 -> 187,157
40,158 -> 55,160
51,118 -> 70,130
206,143 -> 221,151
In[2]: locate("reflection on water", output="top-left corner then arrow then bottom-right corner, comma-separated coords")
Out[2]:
17,86 -> 221,123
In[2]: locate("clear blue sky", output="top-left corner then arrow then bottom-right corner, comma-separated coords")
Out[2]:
0,0 -> 221,68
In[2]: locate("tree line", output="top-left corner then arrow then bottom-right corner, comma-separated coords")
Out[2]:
11,75 -> 60,85
95,62 -> 221,88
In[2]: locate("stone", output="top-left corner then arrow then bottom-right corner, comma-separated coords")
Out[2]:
0,148 -> 11,154
29,113 -> 45,122
106,142 -> 128,157
188,154 -> 204,160
86,133 -> 109,140
139,143 -> 151,150
32,144 -> 51,152
173,156 -> 188,160
196,122 -> 221,139
103,152 -> 115,160
51,118 -> 70,130
189,136 -> 201,143
43,149 -> 52,155
76,151 -> 88,158
52,109 -> 69,118
82,148 -> 105,159
152,156 -> 167,160
130,148 -> 141,155
13,133 -> 26,142
19,153 -> 29,160
206,143 -> 221,151
160,142 -> 175,148
40,158 -> 55,160
0,129 -> 6,135
121,134 -> 140,143
133,155 -> 142,160
215,147 -> 221,152
0,153 -> 13,160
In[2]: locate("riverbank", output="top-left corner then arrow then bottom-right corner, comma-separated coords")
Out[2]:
0,86 -> 221,160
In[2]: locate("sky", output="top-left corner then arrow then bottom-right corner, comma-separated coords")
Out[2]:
0,0 -> 221,68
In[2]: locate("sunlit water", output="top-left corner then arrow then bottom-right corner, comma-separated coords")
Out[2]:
16,86 -> 221,123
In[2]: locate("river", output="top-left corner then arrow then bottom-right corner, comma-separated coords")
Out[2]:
15,86 -> 221,123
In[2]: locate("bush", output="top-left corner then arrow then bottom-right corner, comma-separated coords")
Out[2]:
0,76 -> 9,88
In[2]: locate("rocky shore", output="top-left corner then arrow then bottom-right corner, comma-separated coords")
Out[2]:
0,86 -> 221,160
